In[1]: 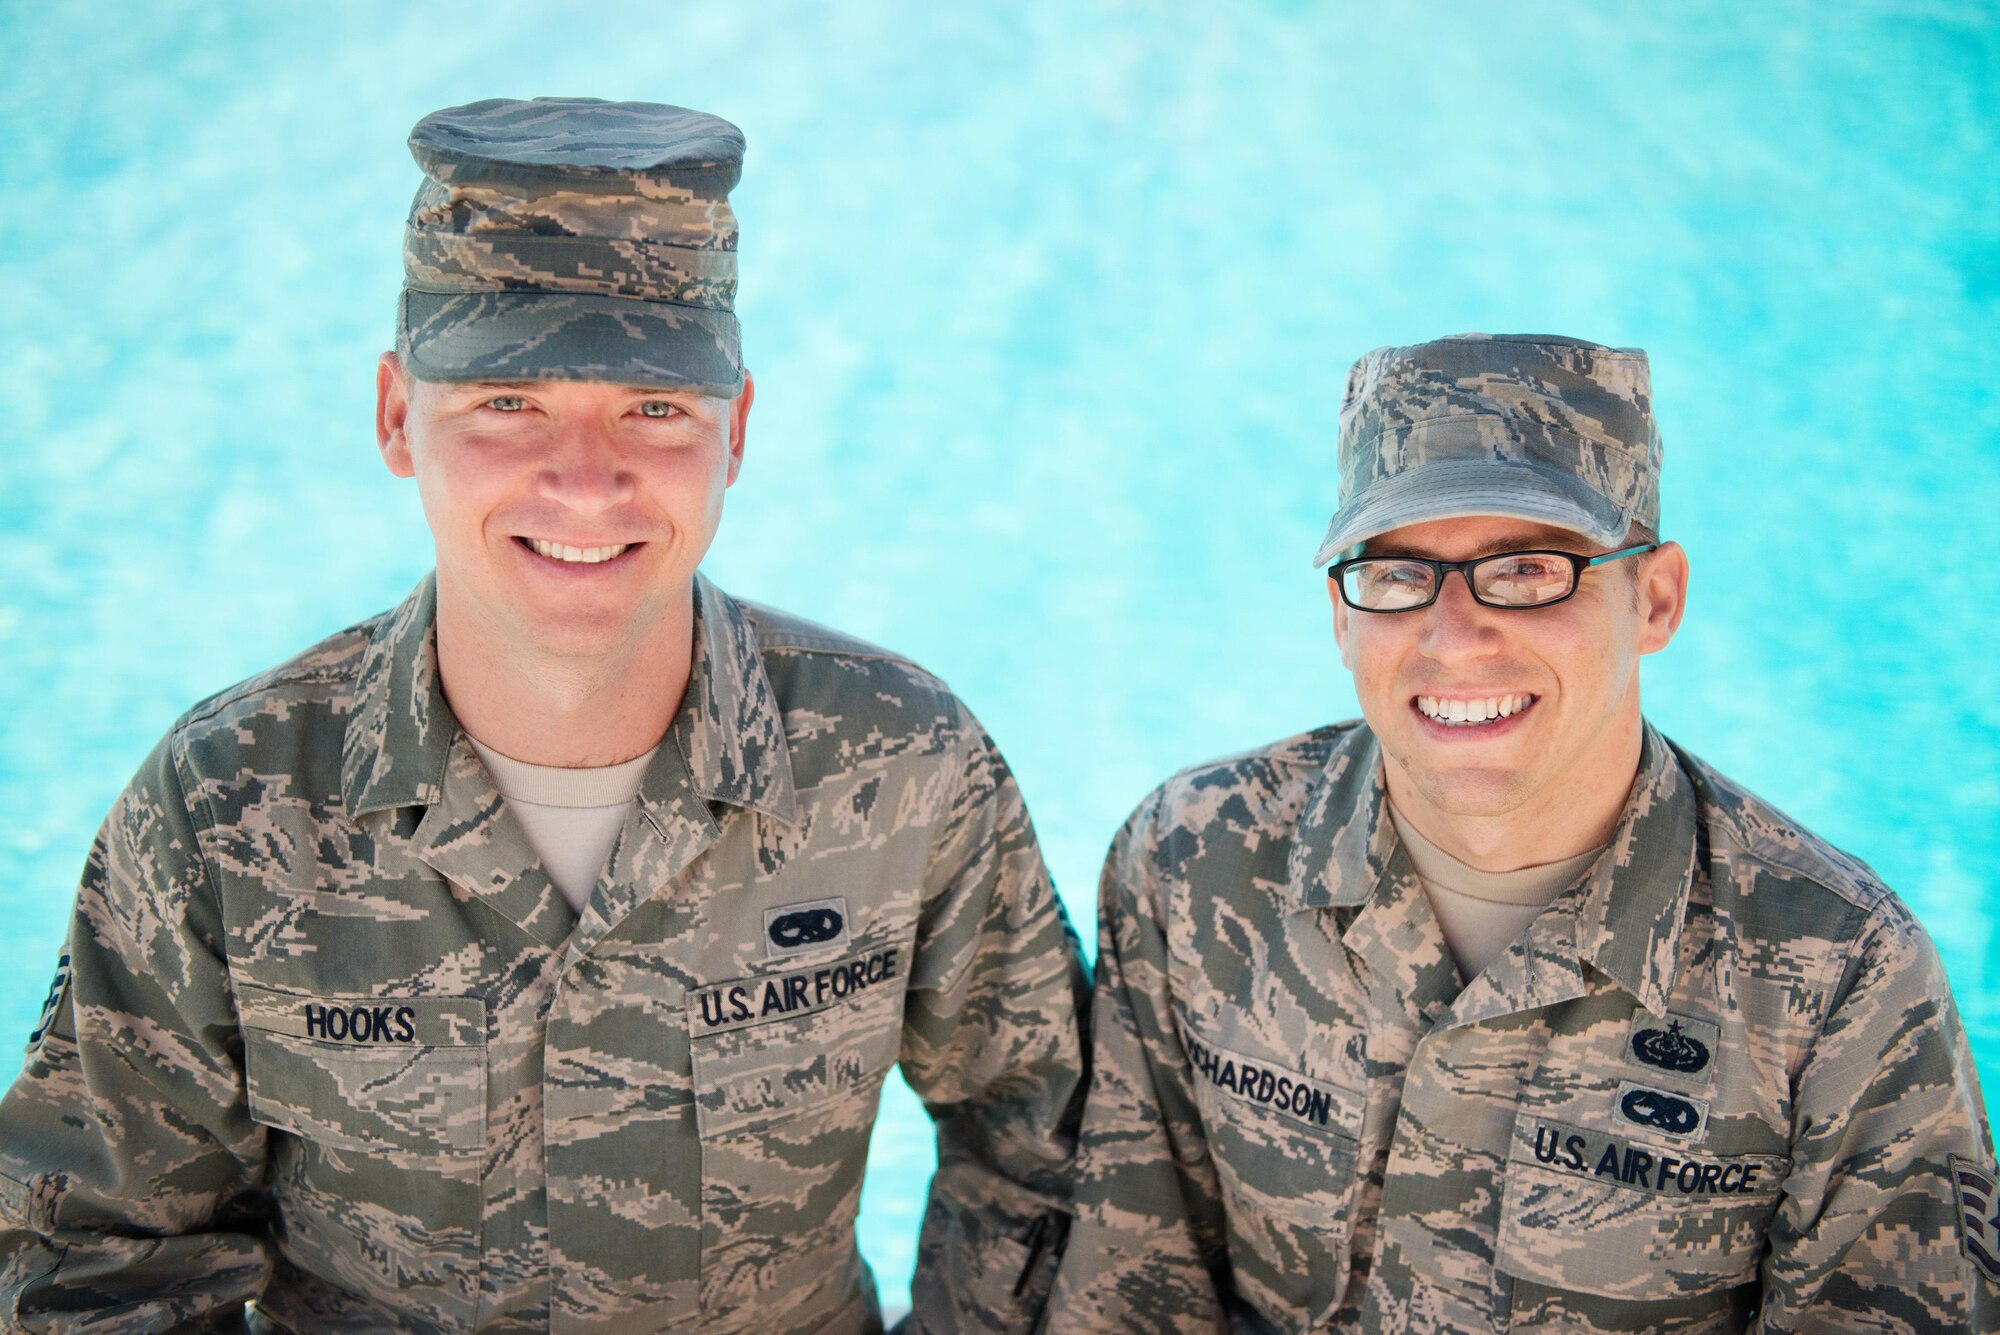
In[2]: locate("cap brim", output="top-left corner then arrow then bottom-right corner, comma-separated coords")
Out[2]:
400,289 -> 742,396
1311,458 -> 1626,566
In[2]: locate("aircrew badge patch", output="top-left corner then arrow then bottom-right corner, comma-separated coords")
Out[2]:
1949,1154 -> 2000,1283
25,952 -> 70,1053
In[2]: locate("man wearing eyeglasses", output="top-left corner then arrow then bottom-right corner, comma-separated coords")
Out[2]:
1049,333 -> 1995,1331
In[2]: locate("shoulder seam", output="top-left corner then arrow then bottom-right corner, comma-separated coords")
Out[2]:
1795,894 -> 1901,1090
754,630 -> 924,668
175,667 -> 358,732
164,732 -> 234,975
1729,843 -> 1886,915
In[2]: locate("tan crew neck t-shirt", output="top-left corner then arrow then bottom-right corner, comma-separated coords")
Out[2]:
1387,804 -> 1606,983
466,736 -> 659,916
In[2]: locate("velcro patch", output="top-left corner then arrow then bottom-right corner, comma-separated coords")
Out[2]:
1519,1119 -> 1782,1200
1950,1154 -> 2000,1283
235,985 -> 485,1048
763,897 -> 849,957
1179,1028 -> 1353,1135
1614,1081 -> 1709,1138
1627,1012 -> 1718,1081
691,947 -> 901,1034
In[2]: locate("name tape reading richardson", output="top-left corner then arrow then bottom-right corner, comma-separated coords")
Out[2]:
1182,1031 -> 1344,1131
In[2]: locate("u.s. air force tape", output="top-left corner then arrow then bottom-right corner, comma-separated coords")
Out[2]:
692,947 -> 901,1034
1522,1119 -> 1784,1199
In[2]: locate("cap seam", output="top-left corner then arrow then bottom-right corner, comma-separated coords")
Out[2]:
401,284 -> 737,317
408,228 -> 737,257
1418,336 -> 1647,358
1348,416 -> 1650,459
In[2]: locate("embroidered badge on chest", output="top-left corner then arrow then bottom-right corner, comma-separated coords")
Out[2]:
1614,1080 -> 1710,1139
26,953 -> 70,1050
763,897 -> 850,957
1626,1012 -> 1719,1081
1949,1154 -> 2000,1283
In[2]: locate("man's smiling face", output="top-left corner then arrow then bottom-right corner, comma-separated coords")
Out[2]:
1332,514 -> 1685,830
376,356 -> 752,663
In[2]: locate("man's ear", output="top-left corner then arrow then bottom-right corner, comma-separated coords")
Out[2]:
724,370 -> 754,487
376,353 -> 416,478
1636,540 -> 1690,655
1330,578 -> 1355,670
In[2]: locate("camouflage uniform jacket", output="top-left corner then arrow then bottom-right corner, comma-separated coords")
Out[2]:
0,573 -> 1087,1334
1049,720 -> 1996,1332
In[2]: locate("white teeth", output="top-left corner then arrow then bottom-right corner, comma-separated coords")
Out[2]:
527,539 -> 629,564
1418,693 -> 1534,727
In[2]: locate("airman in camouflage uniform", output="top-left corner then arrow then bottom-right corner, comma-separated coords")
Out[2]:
1050,334 -> 1997,1331
0,98 -> 1087,1333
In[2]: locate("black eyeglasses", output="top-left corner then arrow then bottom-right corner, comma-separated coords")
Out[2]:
1327,542 -> 1659,612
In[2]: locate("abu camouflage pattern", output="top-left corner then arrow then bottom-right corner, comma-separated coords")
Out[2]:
0,573 -> 1087,1333
398,97 -> 746,395
1311,334 -> 1663,566
1050,722 -> 1998,1332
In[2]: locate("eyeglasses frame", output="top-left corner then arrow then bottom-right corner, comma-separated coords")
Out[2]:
1325,541 -> 1662,613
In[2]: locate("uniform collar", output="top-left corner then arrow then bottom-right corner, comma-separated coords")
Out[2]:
341,574 -> 455,817
341,571 -> 797,826
655,573 -> 797,825
1285,720 -> 1699,1015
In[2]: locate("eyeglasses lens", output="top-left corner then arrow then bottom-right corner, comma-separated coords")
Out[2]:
1472,553 -> 1575,607
1344,561 -> 1435,610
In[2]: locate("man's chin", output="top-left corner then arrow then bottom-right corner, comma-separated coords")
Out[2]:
1386,751 -> 1533,820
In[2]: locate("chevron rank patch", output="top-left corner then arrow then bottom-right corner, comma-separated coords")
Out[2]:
1950,1154 -> 2000,1283
25,952 -> 69,1052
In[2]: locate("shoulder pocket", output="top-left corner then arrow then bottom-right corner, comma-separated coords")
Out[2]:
1498,1117 -> 1786,1318
237,983 -> 486,1156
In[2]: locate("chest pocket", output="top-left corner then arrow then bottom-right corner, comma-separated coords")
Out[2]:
1496,1116 -> 1787,1331
687,945 -> 904,1137
687,946 -> 903,1325
1179,1016 -> 1365,1330
236,983 -> 487,1333
238,984 -> 487,1154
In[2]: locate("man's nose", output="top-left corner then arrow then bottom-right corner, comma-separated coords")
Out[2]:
1417,570 -> 1503,661
538,426 -> 634,513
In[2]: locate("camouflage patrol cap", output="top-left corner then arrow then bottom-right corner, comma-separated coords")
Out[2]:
397,97 -> 746,395
1311,333 -> 1662,565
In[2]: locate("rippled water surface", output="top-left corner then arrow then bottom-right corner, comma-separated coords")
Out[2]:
3,1 -> 1995,1311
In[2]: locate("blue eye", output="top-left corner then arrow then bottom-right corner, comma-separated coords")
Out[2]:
637,400 -> 680,419
486,396 -> 527,413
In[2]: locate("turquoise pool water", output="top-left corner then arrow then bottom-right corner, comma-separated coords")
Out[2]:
4,1 -> 1995,1313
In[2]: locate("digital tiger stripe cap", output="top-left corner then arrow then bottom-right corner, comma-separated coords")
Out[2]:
397,96 -> 746,396
1313,333 -> 1663,566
